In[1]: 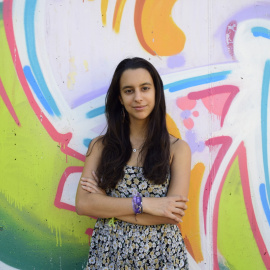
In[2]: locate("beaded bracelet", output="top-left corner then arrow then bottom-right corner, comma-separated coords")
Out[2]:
132,192 -> 143,215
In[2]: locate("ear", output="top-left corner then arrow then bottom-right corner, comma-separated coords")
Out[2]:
119,95 -> 123,105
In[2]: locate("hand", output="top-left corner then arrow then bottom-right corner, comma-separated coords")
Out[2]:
143,196 -> 188,223
80,171 -> 106,195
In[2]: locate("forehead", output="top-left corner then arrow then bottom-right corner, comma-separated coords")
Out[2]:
120,68 -> 153,88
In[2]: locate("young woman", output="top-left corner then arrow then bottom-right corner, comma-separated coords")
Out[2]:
76,57 -> 191,269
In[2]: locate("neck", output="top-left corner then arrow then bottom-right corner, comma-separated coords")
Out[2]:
129,119 -> 148,146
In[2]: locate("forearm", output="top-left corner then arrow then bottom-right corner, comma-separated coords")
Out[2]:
76,193 -> 134,218
116,213 -> 179,226
76,186 -> 187,222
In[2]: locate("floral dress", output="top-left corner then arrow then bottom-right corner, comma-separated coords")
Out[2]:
86,165 -> 189,270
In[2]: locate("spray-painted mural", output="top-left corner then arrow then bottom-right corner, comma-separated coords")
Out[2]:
1,0 -> 270,269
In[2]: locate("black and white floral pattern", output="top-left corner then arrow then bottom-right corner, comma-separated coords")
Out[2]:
86,165 -> 189,270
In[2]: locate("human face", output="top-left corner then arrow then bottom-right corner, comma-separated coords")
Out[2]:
119,68 -> 155,123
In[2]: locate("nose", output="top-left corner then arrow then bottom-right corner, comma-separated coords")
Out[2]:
134,90 -> 143,102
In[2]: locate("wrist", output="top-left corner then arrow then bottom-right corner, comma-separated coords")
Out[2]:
142,197 -> 150,214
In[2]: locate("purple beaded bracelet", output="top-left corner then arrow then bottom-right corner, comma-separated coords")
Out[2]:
132,193 -> 143,215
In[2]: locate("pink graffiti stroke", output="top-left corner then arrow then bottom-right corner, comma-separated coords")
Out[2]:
203,136 -> 232,234
54,165 -> 98,224
3,0 -> 85,162
54,166 -> 83,212
0,77 -> 21,126
85,228 -> 94,243
188,85 -> 239,127
226,21 -> 237,60
54,166 -> 95,240
213,142 -> 270,269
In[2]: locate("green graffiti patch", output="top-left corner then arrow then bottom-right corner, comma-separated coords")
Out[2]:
0,10 -> 95,270
217,157 -> 265,269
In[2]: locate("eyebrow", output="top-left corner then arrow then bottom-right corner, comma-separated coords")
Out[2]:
121,82 -> 152,91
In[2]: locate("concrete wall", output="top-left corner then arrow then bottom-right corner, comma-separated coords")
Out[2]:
1,0 -> 270,269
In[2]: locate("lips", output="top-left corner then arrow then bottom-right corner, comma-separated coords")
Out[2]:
133,105 -> 146,111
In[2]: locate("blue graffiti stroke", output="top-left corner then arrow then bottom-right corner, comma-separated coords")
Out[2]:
164,70 -> 232,92
24,0 -> 61,117
86,106 -> 105,119
259,184 -> 270,226
252,27 -> 270,39
24,66 -> 54,116
261,60 -> 270,216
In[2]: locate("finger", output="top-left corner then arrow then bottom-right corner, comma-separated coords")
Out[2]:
80,182 -> 98,194
92,171 -> 99,182
178,209 -> 185,216
82,182 -> 100,192
175,196 -> 189,202
80,182 -> 95,190
80,177 -> 96,184
175,202 -> 188,210
165,211 -> 182,223
80,177 -> 92,181
81,184 -> 102,194
171,207 -> 185,217
81,185 -> 93,193
172,214 -> 182,223
81,177 -> 96,182
80,178 -> 98,186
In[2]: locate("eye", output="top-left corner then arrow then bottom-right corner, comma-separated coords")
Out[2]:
124,89 -> 133,94
142,86 -> 150,91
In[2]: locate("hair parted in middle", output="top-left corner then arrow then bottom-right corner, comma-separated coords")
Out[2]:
93,57 -> 170,190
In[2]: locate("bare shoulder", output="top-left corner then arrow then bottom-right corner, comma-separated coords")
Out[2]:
86,135 -> 104,157
168,136 -> 191,197
169,135 -> 191,159
82,136 -> 104,177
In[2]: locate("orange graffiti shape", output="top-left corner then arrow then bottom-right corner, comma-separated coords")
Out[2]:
135,0 -> 186,56
179,162 -> 205,263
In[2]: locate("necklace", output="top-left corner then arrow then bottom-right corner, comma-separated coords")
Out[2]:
132,145 -> 143,153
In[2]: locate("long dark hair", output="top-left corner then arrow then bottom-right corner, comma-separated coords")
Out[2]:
94,57 -> 170,189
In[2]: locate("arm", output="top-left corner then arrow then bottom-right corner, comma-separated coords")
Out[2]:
76,137 -> 135,218
114,213 -> 181,225
116,139 -> 191,225
80,175 -> 185,224
167,139 -> 191,199
76,138 -> 187,221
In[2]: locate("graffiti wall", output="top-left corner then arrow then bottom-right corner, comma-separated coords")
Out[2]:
1,0 -> 270,269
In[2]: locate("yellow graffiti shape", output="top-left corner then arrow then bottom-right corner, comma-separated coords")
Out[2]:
101,0 -> 109,26
166,113 -> 181,139
113,0 -> 127,33
141,0 -> 186,56
67,71 -> 77,90
179,162 -> 205,263
67,57 -> 77,90
83,60 -> 89,72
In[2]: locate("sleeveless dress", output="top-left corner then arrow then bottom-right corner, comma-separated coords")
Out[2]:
86,165 -> 189,270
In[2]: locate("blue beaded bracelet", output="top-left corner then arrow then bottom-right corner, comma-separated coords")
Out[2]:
132,193 -> 143,214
